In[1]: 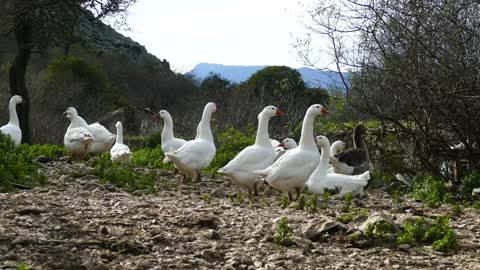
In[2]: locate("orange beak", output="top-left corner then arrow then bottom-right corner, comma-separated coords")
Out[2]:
321,107 -> 330,114
152,112 -> 161,119
277,143 -> 285,148
276,109 -> 284,116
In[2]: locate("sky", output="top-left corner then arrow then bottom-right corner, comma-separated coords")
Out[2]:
118,0 -> 323,73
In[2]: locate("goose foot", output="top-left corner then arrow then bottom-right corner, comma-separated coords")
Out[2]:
182,174 -> 187,183
196,171 -> 202,182
253,182 -> 258,196
288,192 -> 293,202
173,168 -> 179,174
295,187 -> 301,200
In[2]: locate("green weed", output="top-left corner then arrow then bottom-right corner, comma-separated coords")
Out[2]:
274,217 -> 294,246
412,174 -> 450,208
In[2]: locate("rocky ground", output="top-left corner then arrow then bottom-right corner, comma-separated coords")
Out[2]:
1,161 -> 480,270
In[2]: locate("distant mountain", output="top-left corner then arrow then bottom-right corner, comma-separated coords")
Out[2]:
189,63 -> 347,91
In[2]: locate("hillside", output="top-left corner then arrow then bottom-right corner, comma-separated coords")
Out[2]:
189,63 -> 347,90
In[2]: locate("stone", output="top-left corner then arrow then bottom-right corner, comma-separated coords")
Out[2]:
472,188 -> 480,199
357,212 -> 400,233
301,217 -> 343,241
210,188 -> 226,198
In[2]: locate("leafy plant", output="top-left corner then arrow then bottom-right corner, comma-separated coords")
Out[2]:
201,193 -> 212,204
16,144 -> 67,160
0,134 -> 47,192
342,192 -> 354,212
305,194 -> 319,213
412,174 -> 450,208
143,132 -> 162,148
472,201 -> 480,210
365,221 -> 396,238
274,217 -> 294,246
279,194 -> 290,209
295,194 -> 306,210
94,153 -> 156,192
397,216 -> 458,253
16,263 -> 31,270
396,218 -> 428,246
131,146 -> 172,170
459,171 -> 480,199
391,189 -> 403,203
336,207 -> 370,224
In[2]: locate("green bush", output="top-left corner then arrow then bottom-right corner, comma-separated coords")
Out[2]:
459,171 -> 480,198
94,153 -> 156,192
16,144 -> 67,160
131,146 -> 172,170
144,132 -> 162,148
397,216 -> 458,253
396,218 -> 428,245
0,134 -> 47,192
45,56 -> 108,94
205,127 -> 255,176
336,207 -> 370,224
365,221 -> 396,238
412,174 -> 450,208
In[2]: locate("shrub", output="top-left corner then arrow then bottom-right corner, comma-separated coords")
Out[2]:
144,132 -> 162,148
412,174 -> 450,208
16,144 -> 67,160
131,146 -> 172,170
472,201 -> 480,209
459,171 -> 480,198
342,192 -> 354,212
397,216 -> 458,253
205,127 -> 255,176
396,218 -> 428,246
0,134 -> 47,192
305,194 -> 319,213
94,153 -> 156,192
274,217 -> 294,246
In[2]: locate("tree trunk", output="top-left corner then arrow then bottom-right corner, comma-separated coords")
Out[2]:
9,19 -> 33,144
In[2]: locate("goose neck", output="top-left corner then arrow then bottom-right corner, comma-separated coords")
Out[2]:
255,113 -> 271,146
314,142 -> 331,174
116,125 -> 123,144
299,112 -> 316,150
161,115 -> 174,142
8,100 -> 20,126
197,110 -> 213,141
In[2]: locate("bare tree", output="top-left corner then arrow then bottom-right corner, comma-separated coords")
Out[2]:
295,0 -> 480,180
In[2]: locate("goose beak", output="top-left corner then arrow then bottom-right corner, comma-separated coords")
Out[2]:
277,143 -> 285,147
62,111 -> 67,117
152,112 -> 160,119
276,109 -> 284,116
214,105 -> 218,112
314,137 -> 318,144
321,107 -> 330,114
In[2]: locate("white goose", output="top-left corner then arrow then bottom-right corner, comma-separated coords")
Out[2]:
328,140 -> 350,173
64,108 -> 94,160
153,110 -> 187,164
307,135 -> 370,196
218,105 -> 283,195
110,121 -> 131,163
274,138 -> 298,161
1,95 -> 23,146
253,104 -> 329,200
165,102 -> 217,182
63,107 -> 116,154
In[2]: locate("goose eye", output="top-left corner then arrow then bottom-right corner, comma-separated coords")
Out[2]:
316,105 -> 320,108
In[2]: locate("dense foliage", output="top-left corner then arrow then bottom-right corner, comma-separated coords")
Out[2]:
0,134 -> 46,192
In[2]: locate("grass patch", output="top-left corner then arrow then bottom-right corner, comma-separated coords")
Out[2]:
0,134 -> 47,192
94,153 -> 156,193
131,146 -> 172,170
16,144 -> 67,160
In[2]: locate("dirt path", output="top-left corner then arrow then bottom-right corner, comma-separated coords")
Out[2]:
1,161 -> 480,269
